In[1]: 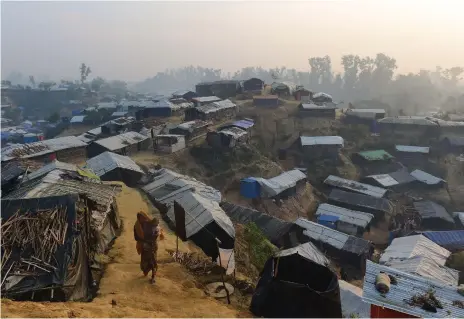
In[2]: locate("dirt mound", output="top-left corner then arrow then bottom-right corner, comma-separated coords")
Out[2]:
1,185 -> 250,318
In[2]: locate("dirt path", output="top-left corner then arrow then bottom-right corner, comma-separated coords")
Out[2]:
2,185 -> 249,318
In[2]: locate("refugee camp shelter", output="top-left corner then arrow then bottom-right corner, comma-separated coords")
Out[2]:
410,169 -> 446,187
87,131 -> 150,158
1,136 -> 87,164
100,117 -> 136,136
440,136 -> 464,153
380,235 -> 451,266
294,218 -> 373,269
315,203 -> 374,236
328,189 -> 393,220
242,78 -> 264,92
70,115 -> 87,125
294,87 -> 312,101
153,134 -> 186,153
141,168 -> 232,260
324,175 -> 388,198
206,126 -> 248,149
253,95 -> 279,108
168,120 -> 210,140
135,100 -> 193,118
383,255 -> 459,286
311,92 -> 333,104
1,161 -> 26,193
299,136 -> 344,160
195,80 -> 241,98
353,150 -> 394,163
362,260 -> 464,318
250,242 -> 342,318
172,90 -> 198,101
419,230 -> 464,252
361,170 -> 418,190
270,81 -> 296,96
191,96 -> 222,108
346,109 -> 385,120
298,103 -> 337,118
240,169 -> 307,200
377,116 -> 440,141
394,145 -> 430,163
220,202 -> 295,248
413,201 -> 455,230
188,99 -> 236,121
339,280 -> 370,318
85,151 -> 144,186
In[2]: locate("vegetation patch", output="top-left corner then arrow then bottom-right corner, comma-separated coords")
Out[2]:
243,223 -> 278,270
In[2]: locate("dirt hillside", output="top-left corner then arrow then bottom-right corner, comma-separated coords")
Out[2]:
1,185 -> 250,318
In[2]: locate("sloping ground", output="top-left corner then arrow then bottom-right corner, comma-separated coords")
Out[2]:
1,185 -> 250,318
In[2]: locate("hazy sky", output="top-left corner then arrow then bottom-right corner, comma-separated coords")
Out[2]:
2,0 -> 464,82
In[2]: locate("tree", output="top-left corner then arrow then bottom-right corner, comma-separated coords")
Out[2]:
29,76 -> 36,88
91,77 -> 106,91
443,67 -> 464,85
1,80 -> 12,87
341,54 -> 360,91
47,112 -> 60,123
38,81 -> 56,91
80,63 -> 92,84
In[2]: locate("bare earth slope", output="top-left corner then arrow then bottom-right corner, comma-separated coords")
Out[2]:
1,185 -> 249,318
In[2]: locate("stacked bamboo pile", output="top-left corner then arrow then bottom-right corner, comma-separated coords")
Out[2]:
1,207 -> 68,289
10,143 -> 49,157
168,250 -> 216,276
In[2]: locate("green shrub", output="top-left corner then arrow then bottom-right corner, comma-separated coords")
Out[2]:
244,222 -> 278,270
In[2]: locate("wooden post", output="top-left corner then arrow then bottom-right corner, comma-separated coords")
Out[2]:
216,239 -> 230,305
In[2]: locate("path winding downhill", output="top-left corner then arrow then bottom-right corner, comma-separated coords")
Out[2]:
2,184 -> 249,318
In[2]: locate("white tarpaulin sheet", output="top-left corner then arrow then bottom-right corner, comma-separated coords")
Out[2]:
216,248 -> 235,275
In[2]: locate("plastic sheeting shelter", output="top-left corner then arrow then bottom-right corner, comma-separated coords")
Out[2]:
245,169 -> 307,199
413,201 -> 455,230
421,230 -> 464,252
250,242 -> 342,318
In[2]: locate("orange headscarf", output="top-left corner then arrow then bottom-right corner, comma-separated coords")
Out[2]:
135,211 -> 151,255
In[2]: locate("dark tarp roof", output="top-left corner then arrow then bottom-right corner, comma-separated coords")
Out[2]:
328,189 -> 393,216
1,161 -> 25,186
388,170 -> 418,185
220,202 -> 293,245
275,242 -> 331,268
413,201 -> 454,223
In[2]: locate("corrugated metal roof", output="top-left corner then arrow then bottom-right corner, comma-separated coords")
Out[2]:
87,127 -> 102,136
295,218 -> 371,255
388,170 -> 418,185
1,161 -> 25,185
324,175 -> 387,198
315,203 -> 374,228
97,102 -> 118,109
357,150 -> 394,161
414,201 -> 454,223
300,103 -> 337,110
380,235 -> 451,265
349,108 -> 386,114
196,99 -> 236,114
70,115 -> 86,123
362,260 -> 464,318
232,119 -> 254,129
94,131 -> 149,151
254,169 -> 306,197
276,242 -> 330,267
385,256 -> 459,286
366,174 -> 399,187
410,169 -> 445,185
165,190 -> 235,239
1,136 -> 87,161
339,280 -> 370,318
421,231 -> 464,252
176,120 -> 210,131
192,96 -> 221,103
218,127 -> 247,139
86,151 -> 143,177
328,189 -> 393,215
25,160 -> 78,181
395,145 -> 430,154
300,136 -> 344,146
111,111 -> 128,117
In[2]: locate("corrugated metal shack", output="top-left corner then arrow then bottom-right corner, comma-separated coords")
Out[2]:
240,169 -> 307,200
1,136 -> 87,164
298,103 -> 337,118
100,117 -> 136,136
153,134 -> 186,154
410,169 -> 446,187
87,131 -> 150,158
253,95 -> 279,108
311,92 -> 333,104
394,145 -> 430,164
188,99 -> 237,122
361,170 -> 418,191
328,189 -> 393,221
413,200 -> 455,230
270,81 -> 296,96
294,218 -> 373,269
169,120 -> 210,140
315,203 -> 374,236
206,126 -> 248,149
377,116 -> 440,141
362,260 -> 464,318
137,100 -> 193,118
293,87 -> 312,101
242,78 -> 264,92
191,96 -> 222,108
419,230 -> 464,252
299,136 -> 344,160
85,151 -> 144,186
195,81 -> 241,99
141,168 -> 233,260
324,175 -> 388,198
344,109 -> 385,125
172,90 -> 198,101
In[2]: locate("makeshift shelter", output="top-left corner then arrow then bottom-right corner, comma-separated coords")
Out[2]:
361,170 -> 418,190
191,96 -> 222,108
190,99 -> 236,121
299,136 -> 343,160
362,260 -> 464,318
324,175 -> 388,198
172,90 -> 198,101
312,92 -> 333,104
152,134 -> 186,153
195,81 -> 240,99
240,169 -> 306,200
87,131 -> 150,158
328,189 -> 393,220
298,103 -> 337,118
413,201 -> 455,230
168,120 -> 210,140
410,169 -> 446,187
294,218 -> 373,269
250,242 -> 342,318
315,203 -> 374,236
253,95 -> 279,108
1,136 -> 87,164
85,151 -> 144,186
206,127 -> 248,149
419,230 -> 464,252
377,116 -> 440,141
384,256 -> 459,286
242,78 -> 264,92
353,150 -> 394,163
440,136 -> 464,153
270,81 -> 296,96
70,115 -> 87,125
1,161 -> 26,193
294,87 -> 312,101
220,202 -> 295,248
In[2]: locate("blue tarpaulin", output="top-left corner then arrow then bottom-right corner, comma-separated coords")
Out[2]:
240,177 -> 260,199
422,230 -> 464,252
317,214 -> 339,229
233,119 -> 255,130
